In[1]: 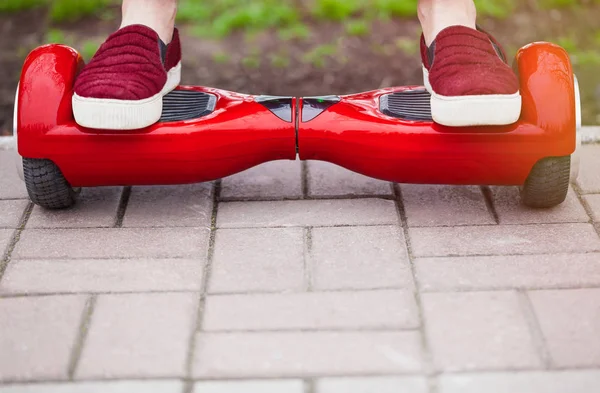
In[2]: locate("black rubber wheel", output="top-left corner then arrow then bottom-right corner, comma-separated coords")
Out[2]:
23,158 -> 78,209
520,156 -> 571,208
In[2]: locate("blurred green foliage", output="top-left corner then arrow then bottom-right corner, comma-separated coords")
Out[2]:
0,0 -> 46,12
0,0 -> 117,21
1,0 -> 598,65
0,0 -> 592,34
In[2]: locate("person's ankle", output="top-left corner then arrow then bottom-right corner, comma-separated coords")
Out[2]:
418,0 -> 477,45
119,21 -> 174,44
424,21 -> 476,46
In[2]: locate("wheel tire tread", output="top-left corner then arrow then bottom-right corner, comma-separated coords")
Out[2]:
23,158 -> 77,209
521,156 -> 570,208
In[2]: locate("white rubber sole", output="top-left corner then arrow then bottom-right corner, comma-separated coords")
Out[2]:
72,62 -> 181,130
423,67 -> 522,127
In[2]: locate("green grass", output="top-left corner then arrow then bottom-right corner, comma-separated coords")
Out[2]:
302,43 -> 338,68
345,19 -> 370,36
0,0 -> 46,12
174,0 -> 530,39
178,0 -> 299,38
0,0 -> 118,22
50,0 -> 116,22
0,0 -> 590,41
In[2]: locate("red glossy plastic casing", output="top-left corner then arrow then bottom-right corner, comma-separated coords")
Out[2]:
17,43 -> 575,187
17,45 -> 296,186
298,43 -> 576,185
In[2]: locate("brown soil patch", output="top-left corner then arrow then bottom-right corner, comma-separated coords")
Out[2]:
1,3 -> 599,135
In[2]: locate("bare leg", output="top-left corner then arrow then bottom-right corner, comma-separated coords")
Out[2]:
121,0 -> 177,43
418,0 -> 477,46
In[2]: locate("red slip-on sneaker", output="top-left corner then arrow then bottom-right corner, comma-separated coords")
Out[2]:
421,25 -> 521,127
72,25 -> 182,130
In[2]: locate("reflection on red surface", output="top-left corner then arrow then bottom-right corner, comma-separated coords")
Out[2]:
17,43 -> 575,187
17,45 -> 296,187
299,42 -> 576,186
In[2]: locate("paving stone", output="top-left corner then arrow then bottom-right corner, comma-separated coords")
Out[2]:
76,293 -> 198,378
1,229 -> 14,255
310,226 -> 413,290
217,199 -> 398,228
203,290 -> 418,331
528,289 -> 600,368
193,380 -> 304,393
307,161 -> 392,197
416,253 -> 600,292
221,160 -> 302,200
438,370 -> 600,393
123,184 -> 213,228
493,187 -> 589,224
193,331 -> 423,377
1,259 -> 203,294
13,227 -> 209,259
0,137 -> 15,150
0,150 -> 27,199
0,200 -> 27,228
316,377 -> 428,393
422,291 -> 541,371
410,223 -> 600,257
28,187 -> 121,229
401,185 -> 493,226
0,295 -> 87,381
584,194 -> 600,221
209,228 -> 304,293
576,144 -> 600,194
0,380 -> 184,393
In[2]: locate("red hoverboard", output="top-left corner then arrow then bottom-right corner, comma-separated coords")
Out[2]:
14,42 -> 581,210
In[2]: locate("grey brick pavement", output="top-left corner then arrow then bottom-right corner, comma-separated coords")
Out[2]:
27,187 -> 122,229
1,144 -> 600,392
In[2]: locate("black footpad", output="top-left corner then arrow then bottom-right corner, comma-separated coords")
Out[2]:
380,88 -> 433,122
160,90 -> 217,122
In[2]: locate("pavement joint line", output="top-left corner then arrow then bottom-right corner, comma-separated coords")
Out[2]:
0,201 -> 33,284
198,327 -> 421,333
218,194 -> 397,202
572,182 -> 600,239
406,250 -> 600,259
0,290 -> 202,299
420,284 -> 600,293
5,283 -> 600,299
8,256 -> 204,262
19,225 -> 212,231
5,367 -> 600,386
301,160 -> 309,199
216,223 -> 405,230
216,221 -> 597,230
480,186 -> 500,224
392,183 -> 438,393
182,380 -> 194,393
185,180 -> 221,380
113,186 -> 132,228
517,290 -> 553,369
0,366 -> 600,386
303,227 -> 314,292
11,220 -> 598,231
305,379 -> 315,393
0,286 -> 410,299
4,368 -> 600,386
67,295 -> 97,380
